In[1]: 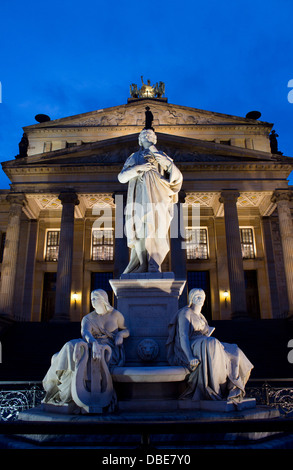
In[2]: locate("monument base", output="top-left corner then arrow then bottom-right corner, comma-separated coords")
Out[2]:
116,398 -> 256,413
14,404 -> 283,449
110,273 -> 186,365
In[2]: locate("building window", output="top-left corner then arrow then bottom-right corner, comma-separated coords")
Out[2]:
92,229 -> 114,261
45,230 -> 60,261
185,228 -> 208,260
240,228 -> 255,259
0,232 -> 6,262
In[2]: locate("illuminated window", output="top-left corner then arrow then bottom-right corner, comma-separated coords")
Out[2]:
45,230 -> 60,261
240,228 -> 255,259
92,229 -> 114,261
185,228 -> 208,260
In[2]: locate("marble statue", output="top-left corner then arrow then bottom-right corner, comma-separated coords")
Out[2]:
42,289 -> 129,413
166,288 -> 254,401
118,129 -> 183,273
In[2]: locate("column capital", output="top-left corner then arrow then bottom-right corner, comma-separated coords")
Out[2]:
6,193 -> 27,217
271,189 -> 293,204
6,192 -> 27,206
219,190 -> 240,205
58,191 -> 80,206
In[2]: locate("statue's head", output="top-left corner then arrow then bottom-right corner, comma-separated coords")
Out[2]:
91,289 -> 112,315
188,288 -> 206,308
139,129 -> 157,148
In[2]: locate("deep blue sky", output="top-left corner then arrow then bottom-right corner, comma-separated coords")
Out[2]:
0,0 -> 293,188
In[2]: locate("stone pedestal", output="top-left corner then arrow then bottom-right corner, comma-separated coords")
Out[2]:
109,273 -> 186,365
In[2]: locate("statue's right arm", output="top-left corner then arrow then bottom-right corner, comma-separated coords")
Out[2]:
118,162 -> 154,183
81,316 -> 96,344
118,165 -> 141,183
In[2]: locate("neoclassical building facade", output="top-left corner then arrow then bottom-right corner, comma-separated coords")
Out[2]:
0,89 -> 293,323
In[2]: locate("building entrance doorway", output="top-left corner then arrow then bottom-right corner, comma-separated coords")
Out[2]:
41,272 -> 57,321
244,270 -> 261,319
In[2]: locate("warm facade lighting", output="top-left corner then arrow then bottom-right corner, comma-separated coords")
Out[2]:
223,290 -> 229,307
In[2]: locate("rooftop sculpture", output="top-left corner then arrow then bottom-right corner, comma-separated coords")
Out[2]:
130,76 -> 165,99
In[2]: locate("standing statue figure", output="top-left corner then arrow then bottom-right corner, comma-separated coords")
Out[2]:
269,130 -> 283,155
118,129 -> 183,273
166,288 -> 254,401
144,106 -> 154,130
16,132 -> 29,159
42,289 -> 129,413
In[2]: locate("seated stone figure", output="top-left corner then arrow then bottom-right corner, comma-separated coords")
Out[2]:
166,288 -> 254,402
42,289 -> 129,413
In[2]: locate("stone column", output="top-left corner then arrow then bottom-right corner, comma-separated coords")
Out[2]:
170,190 -> 188,307
113,191 -> 129,279
0,193 -> 26,319
271,190 -> 293,316
54,192 -> 79,321
22,219 -> 38,320
219,190 -> 247,317
262,216 -> 281,317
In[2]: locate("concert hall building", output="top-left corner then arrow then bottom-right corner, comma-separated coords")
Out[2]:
0,84 -> 293,326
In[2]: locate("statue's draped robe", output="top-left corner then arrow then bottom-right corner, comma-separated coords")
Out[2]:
120,149 -> 183,268
166,307 -> 254,401
42,313 -> 125,406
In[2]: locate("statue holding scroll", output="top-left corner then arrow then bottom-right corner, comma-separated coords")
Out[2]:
166,288 -> 254,401
118,128 -> 183,273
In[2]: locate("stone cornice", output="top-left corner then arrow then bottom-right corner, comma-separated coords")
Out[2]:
3,161 -> 293,176
25,123 -> 271,134
5,162 -> 293,176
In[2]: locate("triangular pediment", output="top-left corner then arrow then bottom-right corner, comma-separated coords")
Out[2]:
24,99 -> 272,130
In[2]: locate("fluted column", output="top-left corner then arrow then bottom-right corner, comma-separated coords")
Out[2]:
219,190 -> 247,317
0,193 -> 26,319
271,190 -> 293,315
113,190 -> 129,279
54,192 -> 79,321
170,190 -> 187,307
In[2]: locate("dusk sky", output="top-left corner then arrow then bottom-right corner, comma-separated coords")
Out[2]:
1,0 -> 293,188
